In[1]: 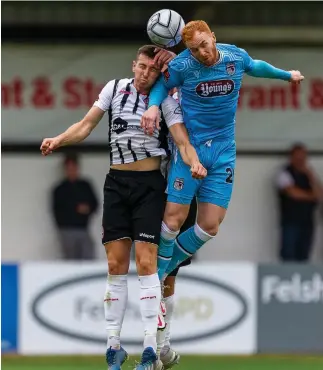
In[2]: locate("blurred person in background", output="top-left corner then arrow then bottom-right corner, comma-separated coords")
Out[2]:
276,143 -> 323,262
52,153 -> 98,260
41,45 -> 206,370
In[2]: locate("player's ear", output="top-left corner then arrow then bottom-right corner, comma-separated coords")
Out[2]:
132,60 -> 136,72
212,32 -> 216,41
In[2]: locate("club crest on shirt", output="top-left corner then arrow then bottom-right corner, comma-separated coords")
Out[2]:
226,62 -> 236,75
173,178 -> 184,191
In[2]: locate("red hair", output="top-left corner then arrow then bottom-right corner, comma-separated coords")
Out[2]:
182,20 -> 212,44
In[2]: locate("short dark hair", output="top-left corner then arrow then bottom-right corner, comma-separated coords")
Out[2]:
289,142 -> 307,155
63,153 -> 79,166
136,45 -> 158,60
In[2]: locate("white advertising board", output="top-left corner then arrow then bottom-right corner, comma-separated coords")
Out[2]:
20,262 -> 256,354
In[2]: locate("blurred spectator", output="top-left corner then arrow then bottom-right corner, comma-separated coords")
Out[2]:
275,143 -> 323,262
52,154 -> 98,260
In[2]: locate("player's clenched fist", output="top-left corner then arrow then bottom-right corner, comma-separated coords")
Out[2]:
40,137 -> 61,156
141,105 -> 160,135
289,70 -> 304,84
190,161 -> 207,179
153,48 -> 176,70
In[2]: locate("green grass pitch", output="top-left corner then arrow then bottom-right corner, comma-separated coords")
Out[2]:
2,355 -> 323,370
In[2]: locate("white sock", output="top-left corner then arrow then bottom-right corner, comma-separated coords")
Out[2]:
163,295 -> 175,349
157,330 -> 166,357
139,273 -> 161,352
104,274 -> 128,350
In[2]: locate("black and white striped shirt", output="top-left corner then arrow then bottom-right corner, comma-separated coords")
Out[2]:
94,78 -> 183,165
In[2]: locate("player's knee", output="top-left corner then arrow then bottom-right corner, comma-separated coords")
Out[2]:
164,208 -> 187,232
164,203 -> 189,231
136,246 -> 157,275
108,257 -> 128,275
199,222 -> 219,237
164,218 -> 182,233
137,256 -> 156,275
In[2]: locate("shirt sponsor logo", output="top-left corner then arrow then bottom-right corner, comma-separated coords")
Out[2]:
112,117 -> 128,134
196,79 -> 234,98
119,90 -> 133,95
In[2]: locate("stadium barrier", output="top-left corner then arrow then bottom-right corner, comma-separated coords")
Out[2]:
1,262 -> 323,354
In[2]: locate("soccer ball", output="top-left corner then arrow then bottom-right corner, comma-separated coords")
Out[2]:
147,9 -> 185,48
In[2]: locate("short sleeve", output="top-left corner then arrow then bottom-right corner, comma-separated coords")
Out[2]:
276,170 -> 295,189
93,79 -> 116,112
161,96 -> 183,128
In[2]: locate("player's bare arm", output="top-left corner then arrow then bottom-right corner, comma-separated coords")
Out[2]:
169,123 -> 207,180
40,106 -> 104,156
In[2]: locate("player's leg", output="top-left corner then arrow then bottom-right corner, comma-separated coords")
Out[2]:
159,273 -> 178,369
165,140 -> 236,276
157,150 -> 198,281
102,173 -> 132,369
104,240 -> 131,345
135,241 -> 160,350
160,197 -> 196,369
132,170 -> 166,370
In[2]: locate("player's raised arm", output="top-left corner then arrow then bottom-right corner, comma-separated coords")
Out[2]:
40,107 -> 105,156
141,61 -> 183,135
149,62 -> 183,106
239,47 -> 304,83
40,80 -> 115,156
169,123 -> 207,179
161,96 -> 207,179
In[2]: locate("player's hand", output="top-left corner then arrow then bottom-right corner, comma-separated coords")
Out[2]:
289,70 -> 304,84
141,106 -> 160,135
154,48 -> 176,69
40,137 -> 61,156
190,161 -> 207,179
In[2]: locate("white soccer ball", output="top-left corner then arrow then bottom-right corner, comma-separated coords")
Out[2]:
147,9 -> 185,48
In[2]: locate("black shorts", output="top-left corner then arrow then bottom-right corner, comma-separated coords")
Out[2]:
102,169 -> 166,245
167,196 -> 197,277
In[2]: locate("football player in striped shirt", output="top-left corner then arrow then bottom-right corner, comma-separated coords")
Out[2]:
40,44 -> 206,370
